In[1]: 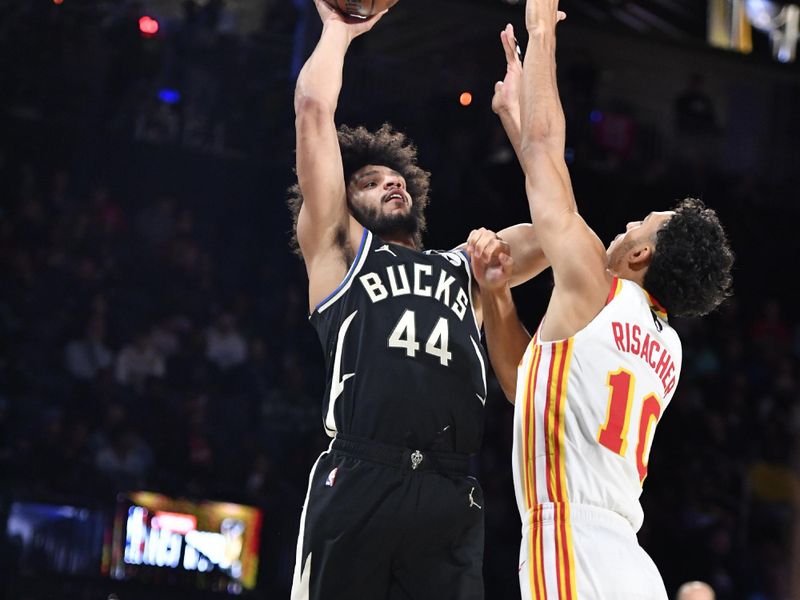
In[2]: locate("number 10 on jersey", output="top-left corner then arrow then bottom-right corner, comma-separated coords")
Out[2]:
388,309 -> 452,366
597,368 -> 663,484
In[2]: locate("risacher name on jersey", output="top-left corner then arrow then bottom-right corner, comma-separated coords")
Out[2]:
610,320 -> 678,395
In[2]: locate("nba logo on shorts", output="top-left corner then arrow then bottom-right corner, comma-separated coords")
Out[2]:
325,467 -> 339,487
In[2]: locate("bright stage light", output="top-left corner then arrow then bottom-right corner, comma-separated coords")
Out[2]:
745,0 -> 800,62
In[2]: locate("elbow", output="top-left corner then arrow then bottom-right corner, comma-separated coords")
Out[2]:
294,93 -> 335,123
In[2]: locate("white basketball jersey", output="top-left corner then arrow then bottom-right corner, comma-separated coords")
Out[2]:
512,278 -> 682,531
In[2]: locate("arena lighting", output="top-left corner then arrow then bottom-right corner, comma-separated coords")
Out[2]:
745,0 -> 800,62
459,92 -> 473,107
53,0 -> 64,5
138,15 -> 159,37
746,0 -> 782,28
157,88 -> 181,104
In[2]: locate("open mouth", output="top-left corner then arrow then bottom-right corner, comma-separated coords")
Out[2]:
382,192 -> 406,205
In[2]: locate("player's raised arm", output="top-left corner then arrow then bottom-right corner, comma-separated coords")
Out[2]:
294,1 -> 385,276
494,23 -> 577,209
474,26 -> 549,288
519,0 -> 610,338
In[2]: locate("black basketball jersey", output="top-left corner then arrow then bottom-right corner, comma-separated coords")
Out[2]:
309,228 -> 488,454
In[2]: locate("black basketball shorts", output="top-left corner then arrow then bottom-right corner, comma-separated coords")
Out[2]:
290,434 -> 485,600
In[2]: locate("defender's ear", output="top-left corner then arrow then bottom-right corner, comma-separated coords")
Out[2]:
627,243 -> 653,272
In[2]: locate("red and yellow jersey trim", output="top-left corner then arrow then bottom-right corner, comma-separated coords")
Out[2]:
549,340 -> 577,600
524,339 -> 578,599
606,277 -> 623,305
522,335 -> 543,510
644,289 -> 668,321
523,334 -> 546,597
527,505 -> 547,599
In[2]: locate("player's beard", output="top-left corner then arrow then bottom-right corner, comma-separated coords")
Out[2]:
349,200 -> 419,240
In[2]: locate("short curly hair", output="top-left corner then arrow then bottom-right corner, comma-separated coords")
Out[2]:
287,123 -> 431,256
643,198 -> 734,318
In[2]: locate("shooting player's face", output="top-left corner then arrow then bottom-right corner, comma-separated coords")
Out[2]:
349,165 -> 411,214
347,165 -> 418,237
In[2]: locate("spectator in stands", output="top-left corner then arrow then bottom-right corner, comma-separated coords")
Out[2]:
64,315 -> 113,381
676,581 -> 715,600
94,424 -> 154,489
205,312 -> 247,371
150,315 -> 186,359
115,329 -> 166,389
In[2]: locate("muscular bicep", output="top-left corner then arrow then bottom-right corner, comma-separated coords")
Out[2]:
294,96 -> 350,259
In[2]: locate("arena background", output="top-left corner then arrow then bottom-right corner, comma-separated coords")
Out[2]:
1,0 -> 799,598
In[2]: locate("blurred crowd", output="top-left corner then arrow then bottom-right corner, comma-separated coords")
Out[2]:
1,1 -> 799,599
0,159 -> 325,594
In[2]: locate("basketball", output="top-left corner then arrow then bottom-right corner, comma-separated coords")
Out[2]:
330,0 -> 399,18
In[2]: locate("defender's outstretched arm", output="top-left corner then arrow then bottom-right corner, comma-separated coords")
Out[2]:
519,0 -> 609,339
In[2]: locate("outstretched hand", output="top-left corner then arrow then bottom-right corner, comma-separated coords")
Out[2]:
492,24 -> 523,116
313,0 -> 388,39
467,228 -> 514,292
525,0 -> 566,33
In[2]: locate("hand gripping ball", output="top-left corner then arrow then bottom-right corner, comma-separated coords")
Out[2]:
330,0 -> 399,18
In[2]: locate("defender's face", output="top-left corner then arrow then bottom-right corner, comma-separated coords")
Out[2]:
347,165 -> 412,218
606,211 -> 675,264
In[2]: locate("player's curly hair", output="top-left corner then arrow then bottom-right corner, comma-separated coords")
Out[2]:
287,123 -> 431,256
644,198 -> 734,318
